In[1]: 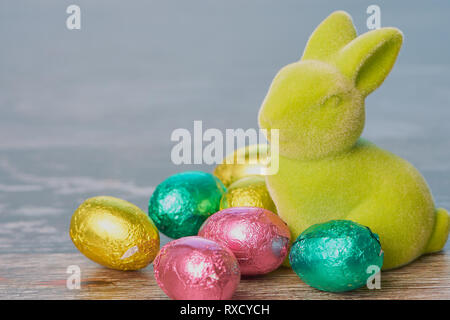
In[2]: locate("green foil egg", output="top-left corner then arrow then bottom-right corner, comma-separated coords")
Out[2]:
289,220 -> 384,292
148,171 -> 226,239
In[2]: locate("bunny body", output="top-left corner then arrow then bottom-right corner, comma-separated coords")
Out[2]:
258,11 -> 449,269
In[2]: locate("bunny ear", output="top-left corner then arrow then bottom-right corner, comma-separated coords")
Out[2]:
335,27 -> 403,97
301,11 -> 357,62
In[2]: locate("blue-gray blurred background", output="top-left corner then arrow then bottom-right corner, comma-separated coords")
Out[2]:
0,0 -> 449,253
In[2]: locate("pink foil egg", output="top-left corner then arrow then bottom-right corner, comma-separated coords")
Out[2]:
153,236 -> 240,300
198,207 -> 291,275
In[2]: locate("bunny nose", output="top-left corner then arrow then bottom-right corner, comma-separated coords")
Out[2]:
259,115 -> 272,131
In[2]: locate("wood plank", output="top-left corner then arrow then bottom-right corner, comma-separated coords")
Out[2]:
1,249 -> 449,300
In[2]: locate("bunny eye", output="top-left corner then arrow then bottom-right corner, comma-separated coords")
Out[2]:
322,95 -> 341,108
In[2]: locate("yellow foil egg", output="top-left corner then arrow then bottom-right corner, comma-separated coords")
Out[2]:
220,175 -> 277,213
70,196 -> 160,270
213,144 -> 271,187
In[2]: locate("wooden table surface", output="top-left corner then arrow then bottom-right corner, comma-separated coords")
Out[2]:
1,249 -> 448,300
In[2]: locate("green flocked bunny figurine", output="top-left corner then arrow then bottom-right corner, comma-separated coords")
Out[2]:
258,11 -> 449,269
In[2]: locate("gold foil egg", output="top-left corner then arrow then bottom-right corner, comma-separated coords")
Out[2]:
70,196 -> 160,270
220,175 -> 277,213
213,144 -> 271,187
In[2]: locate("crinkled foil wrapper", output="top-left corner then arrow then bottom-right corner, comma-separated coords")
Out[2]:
199,207 -> 290,275
290,220 -> 384,292
148,171 -> 226,239
220,175 -> 277,213
153,236 -> 241,300
70,196 -> 160,270
213,144 -> 270,187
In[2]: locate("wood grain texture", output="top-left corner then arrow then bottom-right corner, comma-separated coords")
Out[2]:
0,249 -> 449,300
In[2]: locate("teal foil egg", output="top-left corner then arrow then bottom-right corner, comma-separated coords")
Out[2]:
149,171 -> 226,239
289,220 -> 384,292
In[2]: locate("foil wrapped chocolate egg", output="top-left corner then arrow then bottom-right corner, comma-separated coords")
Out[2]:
198,207 -> 290,275
289,220 -> 384,292
220,175 -> 276,213
153,236 -> 241,300
213,144 -> 270,187
148,171 -> 226,239
70,196 -> 160,271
